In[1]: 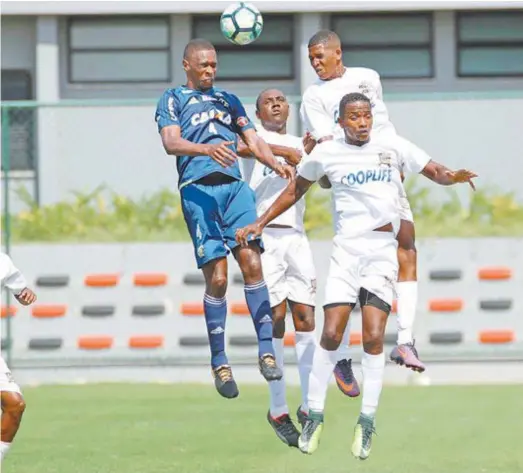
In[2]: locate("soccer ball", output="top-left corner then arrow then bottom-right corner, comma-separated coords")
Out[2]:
220,2 -> 263,46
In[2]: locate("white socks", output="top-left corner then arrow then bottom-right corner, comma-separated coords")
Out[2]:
1,441 -> 11,461
269,331 -> 317,417
361,352 -> 385,417
269,337 -> 288,418
337,317 -> 351,361
294,331 -> 316,412
308,346 -> 338,412
396,281 -> 418,345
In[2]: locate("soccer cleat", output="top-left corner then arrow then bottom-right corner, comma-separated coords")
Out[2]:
334,359 -> 360,397
296,407 -> 308,429
212,365 -> 239,399
298,410 -> 324,454
351,413 -> 377,460
390,342 -> 426,373
259,353 -> 283,381
267,411 -> 300,448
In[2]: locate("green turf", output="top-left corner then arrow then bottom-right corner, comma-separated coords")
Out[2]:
5,384 -> 523,473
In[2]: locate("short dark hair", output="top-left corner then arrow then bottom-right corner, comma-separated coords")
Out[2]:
255,88 -> 285,111
308,30 -> 341,49
183,38 -> 215,60
339,93 -> 371,116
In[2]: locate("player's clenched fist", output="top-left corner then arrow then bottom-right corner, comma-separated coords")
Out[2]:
204,141 -> 238,167
236,223 -> 263,248
15,287 -> 37,306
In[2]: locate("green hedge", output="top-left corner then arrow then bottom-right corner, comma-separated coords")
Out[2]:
4,180 -> 523,243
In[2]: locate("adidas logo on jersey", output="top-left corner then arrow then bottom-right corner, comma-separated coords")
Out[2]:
188,97 -> 199,106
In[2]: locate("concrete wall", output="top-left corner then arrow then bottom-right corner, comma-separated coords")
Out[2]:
1,239 -> 522,380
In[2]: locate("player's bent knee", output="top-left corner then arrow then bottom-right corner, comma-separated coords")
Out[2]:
320,327 -> 343,350
362,336 -> 384,355
397,247 -> 417,280
236,247 -> 263,284
291,304 -> 315,332
272,317 -> 286,338
2,392 -> 26,417
296,317 -> 315,332
209,274 -> 228,295
398,245 -> 417,261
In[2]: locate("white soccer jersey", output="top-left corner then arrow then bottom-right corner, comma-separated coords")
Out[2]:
300,67 -> 433,176
247,128 -> 306,232
298,138 -> 407,237
0,252 -> 27,295
0,252 -> 25,394
301,67 -> 396,141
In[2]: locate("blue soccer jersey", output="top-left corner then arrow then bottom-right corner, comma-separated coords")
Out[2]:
155,85 -> 255,188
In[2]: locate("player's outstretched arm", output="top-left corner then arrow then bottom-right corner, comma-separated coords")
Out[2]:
240,128 -> 294,179
160,126 -> 237,167
237,138 -> 302,166
236,175 -> 314,246
267,144 -> 302,166
421,160 -> 478,190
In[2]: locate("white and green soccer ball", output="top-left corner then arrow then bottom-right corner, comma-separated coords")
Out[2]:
220,2 -> 263,46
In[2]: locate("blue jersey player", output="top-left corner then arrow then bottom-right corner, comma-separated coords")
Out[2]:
155,39 -> 292,399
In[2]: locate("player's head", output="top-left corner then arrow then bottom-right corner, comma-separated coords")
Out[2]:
255,88 -> 289,133
183,39 -> 217,90
308,30 -> 343,81
338,93 -> 373,145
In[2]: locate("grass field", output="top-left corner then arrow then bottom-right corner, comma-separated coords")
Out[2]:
5,384 -> 523,473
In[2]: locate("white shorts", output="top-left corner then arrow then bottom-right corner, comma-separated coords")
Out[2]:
398,183 -> 414,222
324,232 -> 399,307
261,227 -> 316,307
0,355 -> 21,394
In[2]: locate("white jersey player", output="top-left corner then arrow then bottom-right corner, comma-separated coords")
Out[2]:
238,89 -> 317,448
237,92 -> 409,459
300,30 -> 477,382
0,252 -> 37,461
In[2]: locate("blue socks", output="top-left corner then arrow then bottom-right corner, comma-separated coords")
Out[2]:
203,294 -> 228,368
244,280 -> 275,358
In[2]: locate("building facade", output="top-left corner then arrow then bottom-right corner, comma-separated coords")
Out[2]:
2,1 -> 523,209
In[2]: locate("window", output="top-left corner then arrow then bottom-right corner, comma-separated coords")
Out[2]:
1,70 -> 36,172
67,16 -> 171,83
457,11 -> 523,77
192,15 -> 294,80
331,13 -> 434,79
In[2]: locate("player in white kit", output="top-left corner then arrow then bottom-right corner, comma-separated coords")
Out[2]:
238,89 -> 317,448
300,30 -> 477,386
237,92 -> 408,459
0,252 -> 37,462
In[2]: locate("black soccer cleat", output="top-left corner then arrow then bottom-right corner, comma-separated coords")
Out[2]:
296,407 -> 309,429
258,353 -> 283,381
212,365 -> 239,399
267,411 -> 300,448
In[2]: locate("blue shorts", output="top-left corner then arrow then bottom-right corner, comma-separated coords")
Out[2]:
181,178 -> 263,268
